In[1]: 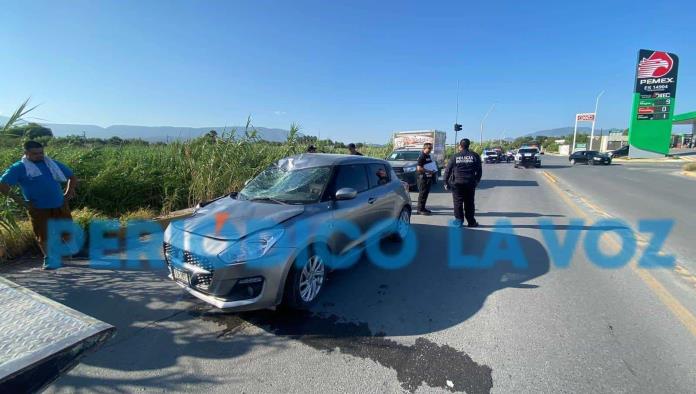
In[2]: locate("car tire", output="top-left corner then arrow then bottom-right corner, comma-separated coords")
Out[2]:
570,159 -> 576,165
389,206 -> 411,242
283,245 -> 327,310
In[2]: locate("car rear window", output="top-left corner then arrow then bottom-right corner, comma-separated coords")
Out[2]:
519,148 -> 538,154
367,163 -> 390,188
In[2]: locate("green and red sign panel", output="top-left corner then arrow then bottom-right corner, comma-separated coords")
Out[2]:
628,49 -> 679,157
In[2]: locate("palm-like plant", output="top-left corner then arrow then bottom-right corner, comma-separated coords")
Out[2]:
0,98 -> 37,233
2,97 -> 38,135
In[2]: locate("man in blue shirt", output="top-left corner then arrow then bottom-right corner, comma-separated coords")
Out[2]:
0,140 -> 78,269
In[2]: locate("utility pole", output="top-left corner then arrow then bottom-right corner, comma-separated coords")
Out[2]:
480,104 -> 496,147
454,80 -> 460,147
589,90 -> 605,151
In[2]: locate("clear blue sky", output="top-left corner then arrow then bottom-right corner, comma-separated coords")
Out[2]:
1,0 -> 695,143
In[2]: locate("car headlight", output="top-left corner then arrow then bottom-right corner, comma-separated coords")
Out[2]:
593,157 -> 602,160
218,228 -> 284,264
404,166 -> 417,173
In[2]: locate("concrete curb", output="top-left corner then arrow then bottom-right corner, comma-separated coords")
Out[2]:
681,171 -> 696,179
612,158 -> 684,164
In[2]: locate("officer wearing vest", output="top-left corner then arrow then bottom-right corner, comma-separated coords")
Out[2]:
443,138 -> 482,227
416,142 -> 436,215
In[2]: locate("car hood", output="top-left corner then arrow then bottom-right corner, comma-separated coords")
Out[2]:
171,198 -> 305,240
388,160 -> 418,168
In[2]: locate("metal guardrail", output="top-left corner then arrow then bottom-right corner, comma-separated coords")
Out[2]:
0,276 -> 115,393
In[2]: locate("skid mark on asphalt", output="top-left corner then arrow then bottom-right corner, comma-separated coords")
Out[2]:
192,307 -> 493,393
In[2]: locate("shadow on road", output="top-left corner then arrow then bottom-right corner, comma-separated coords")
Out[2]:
477,223 -> 628,231
477,179 -> 538,189
0,221 -> 552,393
538,164 -> 571,169
476,211 -> 564,218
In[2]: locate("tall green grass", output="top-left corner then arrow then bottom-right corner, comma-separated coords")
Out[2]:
0,132 -> 393,217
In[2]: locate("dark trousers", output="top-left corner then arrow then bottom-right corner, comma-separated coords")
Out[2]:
28,201 -> 73,258
417,175 -> 432,211
452,184 -> 476,223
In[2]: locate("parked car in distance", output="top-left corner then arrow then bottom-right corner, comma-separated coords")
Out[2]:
607,145 -> 629,158
514,147 -> 542,168
163,154 -> 412,312
386,150 -> 423,190
569,150 -> 612,165
483,150 -> 500,163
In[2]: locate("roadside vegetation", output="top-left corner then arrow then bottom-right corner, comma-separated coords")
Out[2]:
684,163 -> 696,172
0,98 -> 589,261
0,108 -> 392,260
0,128 -> 393,218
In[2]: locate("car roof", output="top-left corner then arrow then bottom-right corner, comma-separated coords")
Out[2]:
276,153 -> 388,170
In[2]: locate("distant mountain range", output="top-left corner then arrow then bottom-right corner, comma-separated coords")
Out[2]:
1,115 -> 628,143
524,126 -> 593,137
0,116 -> 296,142
525,126 -> 632,138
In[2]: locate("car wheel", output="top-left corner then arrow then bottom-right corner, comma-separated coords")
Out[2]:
283,247 -> 326,309
570,159 -> 576,165
389,206 -> 411,241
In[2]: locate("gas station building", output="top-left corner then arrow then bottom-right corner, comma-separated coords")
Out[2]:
673,111 -> 696,148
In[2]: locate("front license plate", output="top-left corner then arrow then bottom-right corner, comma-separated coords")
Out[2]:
172,267 -> 190,285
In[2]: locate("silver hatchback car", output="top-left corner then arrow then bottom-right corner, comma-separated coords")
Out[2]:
163,154 -> 412,311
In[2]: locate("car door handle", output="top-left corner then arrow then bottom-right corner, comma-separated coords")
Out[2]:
368,197 -> 376,204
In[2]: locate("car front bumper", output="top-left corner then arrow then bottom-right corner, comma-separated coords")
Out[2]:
163,235 -> 297,311
515,159 -> 540,166
592,158 -> 612,165
394,170 -> 417,186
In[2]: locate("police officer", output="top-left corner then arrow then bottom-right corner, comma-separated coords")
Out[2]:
444,138 -> 482,227
347,143 -> 363,156
416,142 -> 436,215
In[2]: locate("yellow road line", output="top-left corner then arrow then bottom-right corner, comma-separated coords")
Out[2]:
541,170 -> 696,338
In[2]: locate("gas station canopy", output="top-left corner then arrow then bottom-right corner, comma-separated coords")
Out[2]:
673,111 -> 696,128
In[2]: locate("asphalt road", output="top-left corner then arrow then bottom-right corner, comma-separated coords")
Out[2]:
2,156 -> 696,393
542,154 -> 696,271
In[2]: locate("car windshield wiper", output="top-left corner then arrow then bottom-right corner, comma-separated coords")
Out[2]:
249,197 -> 288,205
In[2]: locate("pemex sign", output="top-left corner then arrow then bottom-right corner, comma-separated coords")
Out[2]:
628,49 -> 679,157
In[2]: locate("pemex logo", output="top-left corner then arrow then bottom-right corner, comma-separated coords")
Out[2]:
637,51 -> 673,78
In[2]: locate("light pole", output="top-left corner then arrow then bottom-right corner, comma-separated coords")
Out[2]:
589,90 -> 605,151
480,104 -> 495,147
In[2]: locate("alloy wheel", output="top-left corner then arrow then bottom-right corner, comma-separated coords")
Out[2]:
397,209 -> 410,239
298,255 -> 325,302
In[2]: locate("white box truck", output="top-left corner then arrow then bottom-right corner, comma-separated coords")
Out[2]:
387,130 -> 447,189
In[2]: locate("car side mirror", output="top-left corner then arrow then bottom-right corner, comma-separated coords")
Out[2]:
335,187 -> 358,200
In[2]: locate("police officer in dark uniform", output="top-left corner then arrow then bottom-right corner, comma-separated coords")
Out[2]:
416,142 -> 436,215
444,138 -> 482,227
348,143 -> 363,156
